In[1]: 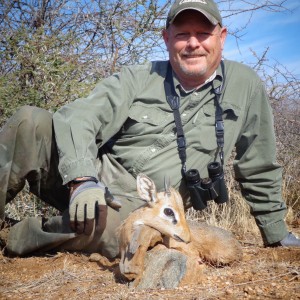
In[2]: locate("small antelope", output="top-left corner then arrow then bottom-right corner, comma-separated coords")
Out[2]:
118,173 -> 191,282
118,173 -> 242,288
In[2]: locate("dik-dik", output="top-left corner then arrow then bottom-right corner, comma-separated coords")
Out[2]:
118,173 -> 242,288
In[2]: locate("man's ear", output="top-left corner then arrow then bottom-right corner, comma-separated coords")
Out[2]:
220,26 -> 227,51
162,29 -> 170,51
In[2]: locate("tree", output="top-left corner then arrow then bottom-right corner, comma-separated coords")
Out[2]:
0,0 -> 171,124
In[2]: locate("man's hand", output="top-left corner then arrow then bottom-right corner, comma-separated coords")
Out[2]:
69,181 -> 108,235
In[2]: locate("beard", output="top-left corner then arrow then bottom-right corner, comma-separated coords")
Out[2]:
177,53 -> 208,79
178,61 -> 207,78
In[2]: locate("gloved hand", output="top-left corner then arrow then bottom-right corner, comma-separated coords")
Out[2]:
69,181 -> 121,235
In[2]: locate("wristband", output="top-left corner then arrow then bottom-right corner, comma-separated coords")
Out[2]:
68,176 -> 98,189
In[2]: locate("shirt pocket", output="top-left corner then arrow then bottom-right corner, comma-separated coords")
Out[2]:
190,101 -> 241,152
122,104 -> 171,136
203,101 -> 241,120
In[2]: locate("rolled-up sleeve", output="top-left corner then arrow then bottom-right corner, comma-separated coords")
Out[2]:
53,67 -> 140,184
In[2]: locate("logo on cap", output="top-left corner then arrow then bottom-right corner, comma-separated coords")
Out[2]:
179,0 -> 207,4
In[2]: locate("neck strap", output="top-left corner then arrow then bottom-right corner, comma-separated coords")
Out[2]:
213,61 -> 225,164
164,65 -> 187,176
164,61 -> 226,175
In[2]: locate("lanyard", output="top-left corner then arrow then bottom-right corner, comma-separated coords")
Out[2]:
164,61 -> 225,176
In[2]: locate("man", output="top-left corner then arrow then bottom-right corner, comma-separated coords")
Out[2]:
0,0 -> 299,257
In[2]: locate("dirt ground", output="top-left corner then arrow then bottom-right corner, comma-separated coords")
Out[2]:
0,225 -> 299,300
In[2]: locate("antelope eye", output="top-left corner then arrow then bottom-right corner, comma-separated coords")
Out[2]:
164,208 -> 175,217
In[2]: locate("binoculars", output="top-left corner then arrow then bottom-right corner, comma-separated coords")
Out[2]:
185,162 -> 228,210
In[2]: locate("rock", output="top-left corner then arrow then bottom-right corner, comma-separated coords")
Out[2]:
134,249 -> 187,290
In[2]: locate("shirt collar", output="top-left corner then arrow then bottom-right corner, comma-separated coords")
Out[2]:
172,60 -> 224,94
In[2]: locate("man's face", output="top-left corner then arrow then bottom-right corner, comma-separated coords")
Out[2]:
163,10 -> 227,87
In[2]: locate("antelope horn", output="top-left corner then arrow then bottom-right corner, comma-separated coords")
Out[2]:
164,176 -> 171,196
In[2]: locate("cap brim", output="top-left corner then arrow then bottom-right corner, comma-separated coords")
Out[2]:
169,8 -> 219,26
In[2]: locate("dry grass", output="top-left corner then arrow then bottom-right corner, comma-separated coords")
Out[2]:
5,182 -> 60,221
186,164 -> 259,242
281,163 -> 300,216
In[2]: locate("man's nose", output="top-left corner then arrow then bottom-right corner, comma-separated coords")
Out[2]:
187,35 -> 201,48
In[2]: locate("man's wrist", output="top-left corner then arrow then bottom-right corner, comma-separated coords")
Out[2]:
68,176 -> 98,194
69,176 -> 98,185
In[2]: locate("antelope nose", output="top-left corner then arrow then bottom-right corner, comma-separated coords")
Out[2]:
174,231 -> 191,243
183,229 -> 191,243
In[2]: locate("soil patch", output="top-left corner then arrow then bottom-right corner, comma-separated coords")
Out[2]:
0,228 -> 299,300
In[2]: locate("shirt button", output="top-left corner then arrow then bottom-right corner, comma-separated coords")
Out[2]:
182,113 -> 187,117
142,115 -> 148,119
151,148 -> 156,153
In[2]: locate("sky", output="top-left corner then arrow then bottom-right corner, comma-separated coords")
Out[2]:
221,0 -> 300,79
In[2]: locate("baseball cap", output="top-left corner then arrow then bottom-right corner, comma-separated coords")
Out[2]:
166,0 -> 222,28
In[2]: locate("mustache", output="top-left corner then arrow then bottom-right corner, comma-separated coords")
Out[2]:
181,51 -> 206,57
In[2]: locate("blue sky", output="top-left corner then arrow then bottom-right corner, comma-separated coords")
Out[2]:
221,0 -> 300,79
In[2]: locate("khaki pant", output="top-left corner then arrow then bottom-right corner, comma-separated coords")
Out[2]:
0,106 -> 142,257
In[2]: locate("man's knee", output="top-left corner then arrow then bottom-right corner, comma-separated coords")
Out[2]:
14,106 -> 53,139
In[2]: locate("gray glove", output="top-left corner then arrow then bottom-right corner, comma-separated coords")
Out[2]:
69,181 -> 121,235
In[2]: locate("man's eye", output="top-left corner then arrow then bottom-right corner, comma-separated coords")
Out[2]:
176,33 -> 189,39
197,32 -> 212,39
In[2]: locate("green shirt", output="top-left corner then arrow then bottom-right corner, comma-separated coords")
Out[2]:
53,59 -> 283,210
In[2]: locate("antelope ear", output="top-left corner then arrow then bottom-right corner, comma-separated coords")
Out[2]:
137,173 -> 157,204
